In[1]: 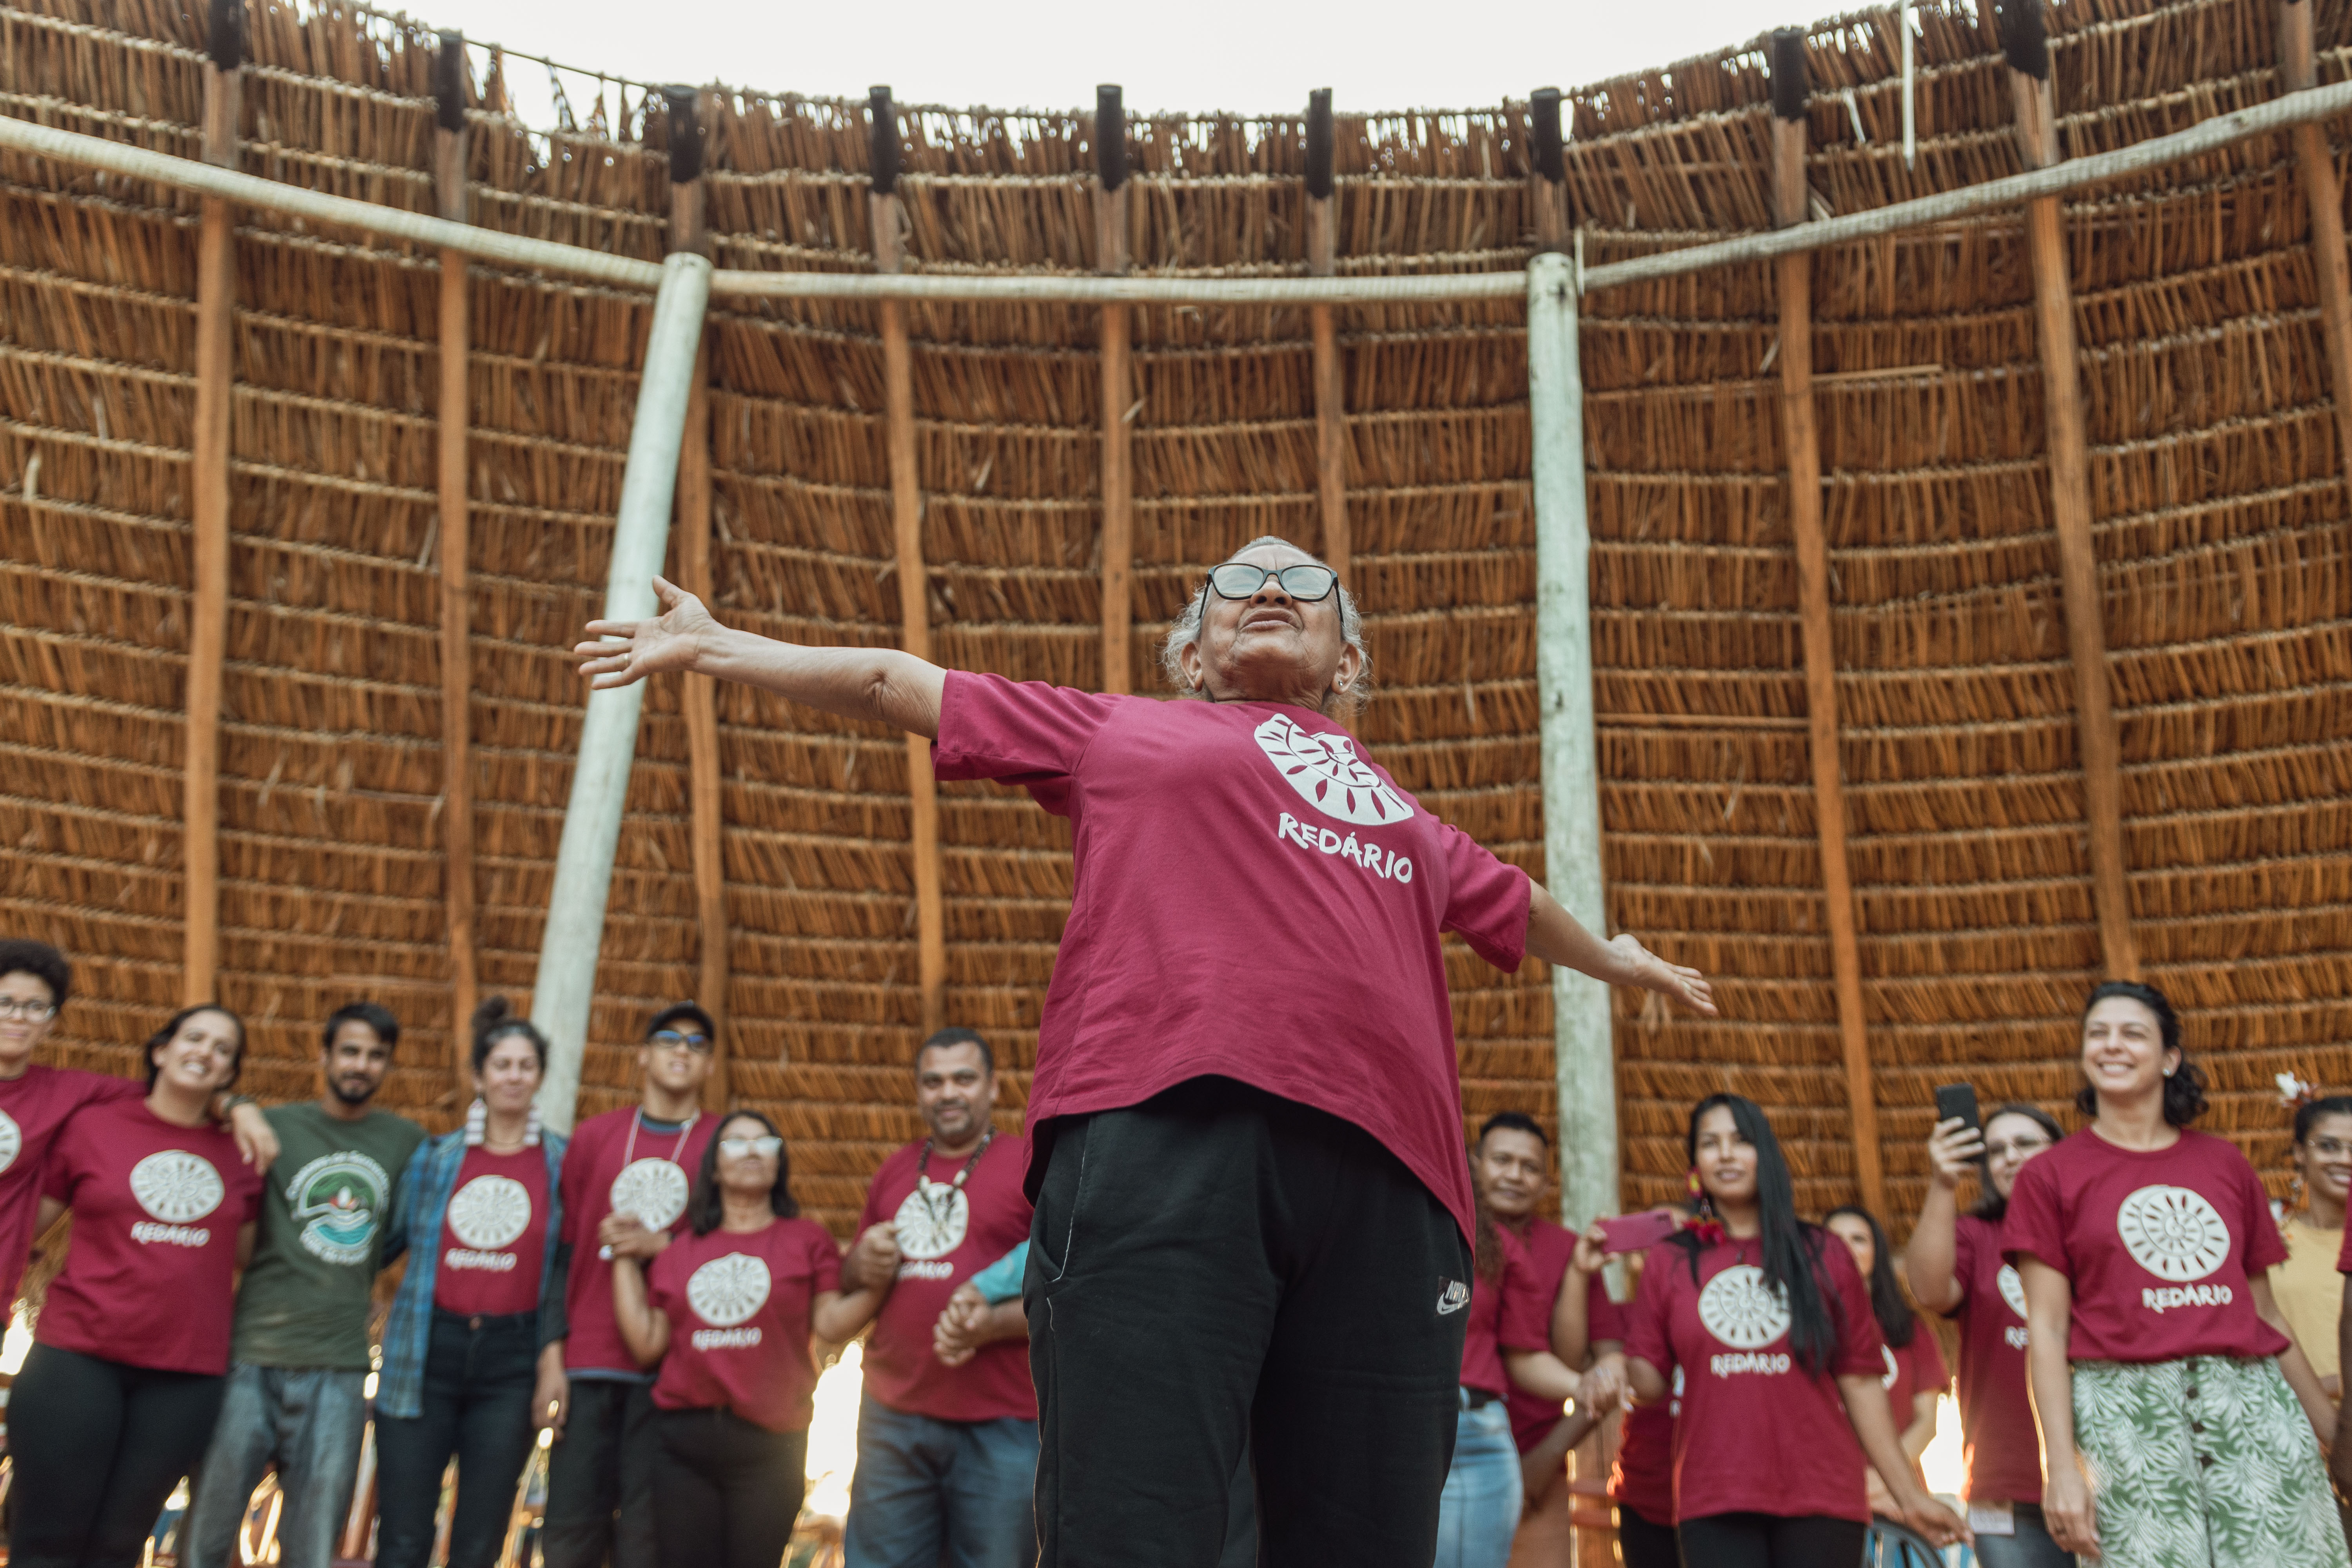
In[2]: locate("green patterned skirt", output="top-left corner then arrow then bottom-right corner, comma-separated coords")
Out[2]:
2072,1355 -> 2349,1568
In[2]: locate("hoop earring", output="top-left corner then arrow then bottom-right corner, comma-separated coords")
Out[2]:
463,1097 -> 487,1147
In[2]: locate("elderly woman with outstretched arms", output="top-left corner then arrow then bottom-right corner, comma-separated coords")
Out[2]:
577,535 -> 1715,1568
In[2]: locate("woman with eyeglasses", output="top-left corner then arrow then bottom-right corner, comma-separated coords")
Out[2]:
612,1111 -> 880,1568
1904,1098 -> 2065,1568
2006,981 -> 2345,1565
576,539 -> 1716,1565
7,1001 -> 266,1568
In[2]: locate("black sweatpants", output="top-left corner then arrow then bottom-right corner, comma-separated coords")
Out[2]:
1026,1076 -> 1470,1568
652,1407 -> 807,1568
1676,1511 -> 1866,1567
541,1377 -> 660,1568
7,1342 -> 227,1568
1617,1505 -> 1681,1568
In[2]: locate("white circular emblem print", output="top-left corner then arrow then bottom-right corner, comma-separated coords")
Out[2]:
1252,715 -> 1414,826
0,1107 -> 21,1175
2116,1184 -> 2232,1283
1696,1264 -> 1792,1350
1880,1344 -> 1900,1390
891,1183 -> 969,1261
686,1252 -> 772,1327
447,1175 -> 532,1250
1997,1263 -> 2029,1320
610,1159 -> 691,1232
130,1149 -> 224,1223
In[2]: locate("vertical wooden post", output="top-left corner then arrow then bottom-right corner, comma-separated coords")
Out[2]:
2278,0 -> 2352,492
433,32 -> 477,1092
183,0 -> 241,1007
1304,89 -> 1350,583
1770,32 -> 1884,1215
2006,0 -> 2141,981
668,86 -> 730,1108
871,88 -> 947,1036
1095,84 -> 1135,695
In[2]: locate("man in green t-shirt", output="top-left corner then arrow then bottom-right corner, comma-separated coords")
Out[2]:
181,1000 -> 428,1568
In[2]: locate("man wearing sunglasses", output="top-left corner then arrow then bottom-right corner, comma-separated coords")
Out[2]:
577,537 -> 1716,1568
540,1002 -> 719,1568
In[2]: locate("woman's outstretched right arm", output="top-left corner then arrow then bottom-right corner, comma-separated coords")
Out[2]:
577,576 -> 949,740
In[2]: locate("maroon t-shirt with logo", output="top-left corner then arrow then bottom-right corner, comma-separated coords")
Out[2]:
1501,1218 -> 1627,1453
931,673 -> 1532,1246
559,1108 -> 717,1373
647,1219 -> 841,1432
1881,1319 -> 1949,1417
2003,1128 -> 2288,1363
0,1066 -> 141,1309
857,1134 -> 1034,1423
1463,1225 -> 1549,1397
434,1147 -> 550,1317
38,1097 -> 265,1374
1942,1213 -> 2041,1503
1623,1233 -> 1885,1524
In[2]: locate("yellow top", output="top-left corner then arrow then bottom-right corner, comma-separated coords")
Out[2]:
2270,1212 -> 2344,1381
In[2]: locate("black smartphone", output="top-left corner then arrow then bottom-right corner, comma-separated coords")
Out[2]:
1933,1082 -> 1981,1136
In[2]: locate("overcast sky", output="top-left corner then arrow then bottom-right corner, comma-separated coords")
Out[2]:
435,0 -> 1825,129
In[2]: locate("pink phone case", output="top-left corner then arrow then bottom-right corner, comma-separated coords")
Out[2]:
1597,1210 -> 1681,1255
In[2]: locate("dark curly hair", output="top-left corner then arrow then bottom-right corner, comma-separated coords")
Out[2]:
2074,980 -> 2205,1125
0,940 -> 70,1011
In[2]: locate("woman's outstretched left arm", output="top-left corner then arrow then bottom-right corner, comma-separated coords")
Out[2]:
1524,882 -> 1716,1017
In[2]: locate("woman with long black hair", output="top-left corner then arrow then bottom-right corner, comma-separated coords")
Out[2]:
2007,981 -> 2345,1563
1619,1094 -> 1965,1566
7,1002 -> 266,1568
1822,1205 -> 1946,1518
1904,1100 -> 2064,1566
608,1109 -> 882,1568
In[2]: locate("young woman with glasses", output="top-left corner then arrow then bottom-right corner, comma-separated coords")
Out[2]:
7,1002 -> 265,1568
575,536 -> 1716,1565
2007,981 -> 2346,1564
610,1110 -> 881,1568
1903,1098 -> 2065,1567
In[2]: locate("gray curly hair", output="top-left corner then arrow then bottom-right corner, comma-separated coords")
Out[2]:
1158,536 -> 1371,704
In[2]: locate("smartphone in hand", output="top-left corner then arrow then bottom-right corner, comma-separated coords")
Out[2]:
1596,1209 -> 1682,1256
1933,1082 -> 1982,1136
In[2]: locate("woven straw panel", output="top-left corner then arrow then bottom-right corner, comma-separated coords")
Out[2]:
3,0 -> 2348,1239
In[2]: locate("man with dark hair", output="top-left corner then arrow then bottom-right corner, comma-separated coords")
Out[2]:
539,1002 -> 719,1568
834,1026 -> 1037,1568
183,999 -> 426,1568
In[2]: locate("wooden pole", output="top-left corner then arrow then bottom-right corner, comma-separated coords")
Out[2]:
668,87 -> 731,1108
1769,33 -> 1884,1215
2006,1 -> 2140,981
1095,85 -> 1134,695
870,88 -> 948,1036
2278,0 -> 2352,495
433,32 -> 477,1093
183,2 -> 241,1008
1304,89 -> 1350,583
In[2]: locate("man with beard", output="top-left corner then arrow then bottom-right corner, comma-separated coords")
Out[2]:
836,1027 -> 1036,1568
183,1001 -> 426,1568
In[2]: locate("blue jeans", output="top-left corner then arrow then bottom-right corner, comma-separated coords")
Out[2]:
1432,1399 -> 1521,1568
182,1364 -> 369,1568
1969,1504 -> 2071,1568
842,1392 -> 1038,1568
372,1310 -> 542,1568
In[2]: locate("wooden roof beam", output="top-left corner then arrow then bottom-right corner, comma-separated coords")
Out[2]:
2276,0 -> 2352,500
871,88 -> 946,1036
1771,31 -> 1884,1216
1305,87 -> 1350,585
1095,84 -> 1135,696
2007,0 -> 2141,982
433,30 -> 476,1098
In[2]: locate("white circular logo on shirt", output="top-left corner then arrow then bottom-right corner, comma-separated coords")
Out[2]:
1880,1343 -> 1900,1390
0,1108 -> 21,1174
1252,715 -> 1414,826
686,1252 -> 771,1327
2116,1184 -> 2232,1283
610,1159 -> 691,1233
1696,1264 -> 1792,1350
448,1175 -> 532,1250
892,1182 -> 969,1261
130,1150 -> 224,1222
1997,1263 -> 2029,1320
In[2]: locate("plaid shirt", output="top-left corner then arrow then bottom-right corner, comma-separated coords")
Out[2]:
376,1126 -> 568,1421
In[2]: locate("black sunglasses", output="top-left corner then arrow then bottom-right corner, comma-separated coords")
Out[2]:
649,1029 -> 714,1054
1204,563 -> 1340,603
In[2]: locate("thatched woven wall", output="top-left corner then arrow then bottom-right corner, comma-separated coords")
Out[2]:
3,0 -> 2347,1236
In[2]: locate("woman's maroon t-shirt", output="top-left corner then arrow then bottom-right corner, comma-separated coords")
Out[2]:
1942,1212 -> 2042,1503
647,1219 -> 841,1432
1623,1232 -> 1886,1524
0,1066 -> 140,1310
2002,1127 -> 2289,1363
931,673 -> 1532,1245
434,1146 -> 550,1317
1881,1319 -> 1949,1416
1613,1396 -> 1677,1525
37,1097 -> 264,1374
1502,1218 -> 1626,1453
